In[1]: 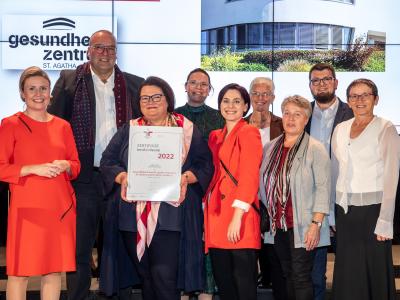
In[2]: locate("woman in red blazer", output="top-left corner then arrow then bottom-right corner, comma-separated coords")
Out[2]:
204,83 -> 263,300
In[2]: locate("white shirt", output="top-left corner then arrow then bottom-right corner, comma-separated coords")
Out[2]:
332,116 -> 400,238
259,127 -> 271,147
310,98 -> 339,153
92,68 -> 117,167
310,98 -> 338,226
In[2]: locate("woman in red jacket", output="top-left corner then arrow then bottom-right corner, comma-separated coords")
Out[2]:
204,83 -> 263,300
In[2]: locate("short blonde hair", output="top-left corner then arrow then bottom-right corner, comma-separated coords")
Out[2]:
19,66 -> 51,100
281,95 -> 312,118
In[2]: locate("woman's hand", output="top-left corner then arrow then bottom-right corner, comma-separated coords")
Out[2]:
115,172 -> 131,202
177,173 -> 189,204
227,208 -> 244,243
304,223 -> 320,251
52,160 -> 71,174
376,234 -> 391,241
21,163 -> 62,178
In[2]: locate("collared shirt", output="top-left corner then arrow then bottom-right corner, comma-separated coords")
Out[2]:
310,98 -> 339,153
310,98 -> 338,226
92,68 -> 117,167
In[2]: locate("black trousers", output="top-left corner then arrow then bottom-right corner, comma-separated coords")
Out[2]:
122,230 -> 181,300
273,229 -> 315,300
209,248 -> 258,300
259,243 -> 288,300
332,204 -> 396,300
67,172 -> 103,300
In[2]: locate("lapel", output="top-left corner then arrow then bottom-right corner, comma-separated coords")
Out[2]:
270,113 -> 283,139
218,119 -> 246,167
244,112 -> 283,140
290,133 -> 309,176
333,98 -> 350,129
305,102 -> 315,134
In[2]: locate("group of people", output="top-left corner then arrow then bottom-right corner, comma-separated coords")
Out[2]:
0,29 -> 399,300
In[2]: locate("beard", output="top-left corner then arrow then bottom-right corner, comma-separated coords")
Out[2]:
313,91 -> 335,104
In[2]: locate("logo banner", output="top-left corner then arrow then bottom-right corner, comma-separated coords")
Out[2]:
2,15 -> 115,70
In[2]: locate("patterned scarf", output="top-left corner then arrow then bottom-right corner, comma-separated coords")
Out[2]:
70,62 -> 131,153
131,112 -> 193,261
262,132 -> 304,233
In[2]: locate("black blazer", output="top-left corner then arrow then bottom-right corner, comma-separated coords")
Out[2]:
305,98 -> 354,156
48,67 -> 144,183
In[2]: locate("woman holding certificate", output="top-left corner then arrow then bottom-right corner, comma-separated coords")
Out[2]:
100,76 -> 213,300
204,83 -> 263,300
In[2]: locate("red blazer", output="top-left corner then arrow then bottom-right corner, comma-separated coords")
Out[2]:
204,119 -> 262,251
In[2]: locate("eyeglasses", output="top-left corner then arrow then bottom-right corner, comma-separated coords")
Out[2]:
91,44 -> 117,55
310,77 -> 334,86
348,93 -> 374,102
250,91 -> 274,98
139,94 -> 164,103
187,80 -> 210,89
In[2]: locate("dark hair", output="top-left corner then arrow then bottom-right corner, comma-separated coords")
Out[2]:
138,76 -> 175,114
19,66 -> 51,101
185,68 -> 213,92
346,78 -> 378,99
186,68 -> 211,84
309,63 -> 336,80
217,83 -> 251,116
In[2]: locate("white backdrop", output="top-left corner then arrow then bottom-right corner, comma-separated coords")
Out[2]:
0,0 -> 399,128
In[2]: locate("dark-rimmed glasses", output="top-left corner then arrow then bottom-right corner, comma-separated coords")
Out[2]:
139,94 -> 164,104
310,77 -> 334,86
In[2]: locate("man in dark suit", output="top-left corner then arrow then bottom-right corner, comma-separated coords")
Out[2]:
305,63 -> 353,300
49,29 -> 144,300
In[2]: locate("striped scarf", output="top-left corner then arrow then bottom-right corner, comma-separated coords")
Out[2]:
262,132 -> 304,233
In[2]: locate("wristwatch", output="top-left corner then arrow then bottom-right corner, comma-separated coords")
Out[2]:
311,220 -> 322,227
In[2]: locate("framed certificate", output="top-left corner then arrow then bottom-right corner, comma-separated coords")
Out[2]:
127,126 -> 182,201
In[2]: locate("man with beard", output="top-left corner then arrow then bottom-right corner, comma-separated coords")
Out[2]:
305,63 -> 353,300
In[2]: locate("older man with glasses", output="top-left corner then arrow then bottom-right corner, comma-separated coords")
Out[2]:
246,77 -> 284,146
245,77 -> 287,300
49,29 -> 144,300
305,63 -> 353,300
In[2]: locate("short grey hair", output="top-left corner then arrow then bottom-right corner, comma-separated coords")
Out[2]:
249,77 -> 275,93
281,95 -> 312,118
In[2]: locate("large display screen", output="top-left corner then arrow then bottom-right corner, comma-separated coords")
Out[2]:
1,0 -> 399,128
